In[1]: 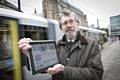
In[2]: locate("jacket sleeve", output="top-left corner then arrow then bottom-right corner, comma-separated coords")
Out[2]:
63,41 -> 104,80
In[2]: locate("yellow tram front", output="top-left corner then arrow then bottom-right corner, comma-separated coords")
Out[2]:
0,16 -> 22,80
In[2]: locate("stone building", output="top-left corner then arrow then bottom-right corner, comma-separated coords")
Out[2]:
42,0 -> 59,20
42,0 -> 88,27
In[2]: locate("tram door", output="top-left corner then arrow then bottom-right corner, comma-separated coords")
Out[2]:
0,16 -> 22,80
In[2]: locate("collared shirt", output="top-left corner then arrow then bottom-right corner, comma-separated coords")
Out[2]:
67,38 -> 75,50
67,37 -> 75,43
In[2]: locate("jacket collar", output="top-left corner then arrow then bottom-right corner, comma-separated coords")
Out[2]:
58,31 -> 88,46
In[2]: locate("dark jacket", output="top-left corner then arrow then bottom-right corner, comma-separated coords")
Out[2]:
52,31 -> 103,80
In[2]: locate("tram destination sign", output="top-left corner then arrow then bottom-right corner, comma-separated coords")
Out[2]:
28,40 -> 58,75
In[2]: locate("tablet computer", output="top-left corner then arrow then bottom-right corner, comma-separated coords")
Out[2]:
28,40 -> 58,75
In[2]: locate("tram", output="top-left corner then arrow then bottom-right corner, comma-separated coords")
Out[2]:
0,8 -> 107,80
79,26 -> 107,43
0,11 -> 21,80
0,8 -> 49,80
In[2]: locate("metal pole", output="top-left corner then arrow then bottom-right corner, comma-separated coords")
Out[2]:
18,0 -> 21,12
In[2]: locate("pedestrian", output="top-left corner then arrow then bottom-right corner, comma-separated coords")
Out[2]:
18,8 -> 103,80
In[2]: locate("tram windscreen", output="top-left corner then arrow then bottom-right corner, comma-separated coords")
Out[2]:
0,16 -> 22,80
0,17 -> 13,80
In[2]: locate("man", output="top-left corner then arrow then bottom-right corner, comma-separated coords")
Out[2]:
18,9 -> 103,80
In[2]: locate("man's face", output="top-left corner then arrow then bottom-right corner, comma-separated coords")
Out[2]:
60,15 -> 79,40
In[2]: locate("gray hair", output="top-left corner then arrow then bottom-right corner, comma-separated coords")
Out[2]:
59,8 -> 79,29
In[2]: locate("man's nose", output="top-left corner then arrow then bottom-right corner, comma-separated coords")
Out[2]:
67,22 -> 72,27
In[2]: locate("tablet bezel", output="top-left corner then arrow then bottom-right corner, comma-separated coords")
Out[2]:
28,40 -> 58,75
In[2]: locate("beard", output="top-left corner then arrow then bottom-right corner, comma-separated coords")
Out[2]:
66,30 -> 77,40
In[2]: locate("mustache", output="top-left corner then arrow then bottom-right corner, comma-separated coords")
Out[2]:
66,28 -> 74,32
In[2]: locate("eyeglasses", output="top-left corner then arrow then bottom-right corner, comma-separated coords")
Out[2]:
62,19 -> 77,26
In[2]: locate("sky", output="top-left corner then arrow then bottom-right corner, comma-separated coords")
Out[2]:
7,0 -> 43,14
7,0 -> 120,28
68,0 -> 120,28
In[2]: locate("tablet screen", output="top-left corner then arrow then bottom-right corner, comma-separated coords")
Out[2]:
28,40 -> 58,74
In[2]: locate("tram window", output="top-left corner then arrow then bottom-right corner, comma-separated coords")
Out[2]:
19,25 -> 48,40
0,21 -> 14,80
33,26 -> 37,30
24,31 -> 38,40
23,25 -> 28,29
28,26 -> 32,29
0,17 -> 22,80
0,19 -> 4,27
39,27 -> 48,40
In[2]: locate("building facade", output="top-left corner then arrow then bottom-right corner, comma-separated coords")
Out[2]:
110,15 -> 120,35
42,0 -> 88,27
42,0 -> 59,20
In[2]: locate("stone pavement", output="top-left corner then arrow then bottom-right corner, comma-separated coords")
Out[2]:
101,41 -> 120,80
22,41 -> 120,80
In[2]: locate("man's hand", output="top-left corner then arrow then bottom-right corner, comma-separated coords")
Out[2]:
18,38 -> 32,56
47,64 -> 65,75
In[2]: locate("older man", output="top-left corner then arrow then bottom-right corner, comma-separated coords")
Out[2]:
18,9 -> 103,80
